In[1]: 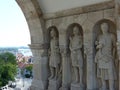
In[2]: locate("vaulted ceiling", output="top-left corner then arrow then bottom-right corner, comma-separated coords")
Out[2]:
37,0 -> 111,13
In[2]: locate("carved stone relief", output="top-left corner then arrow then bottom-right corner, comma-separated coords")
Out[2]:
66,23 -> 85,90
93,19 -> 118,90
47,26 -> 62,90
45,19 -> 119,90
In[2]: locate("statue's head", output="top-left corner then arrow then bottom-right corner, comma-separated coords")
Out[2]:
73,26 -> 80,36
101,22 -> 109,34
50,28 -> 57,38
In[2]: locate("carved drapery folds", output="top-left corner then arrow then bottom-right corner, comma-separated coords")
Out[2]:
47,26 -> 62,90
93,19 -> 118,90
66,23 -> 85,90
45,19 -> 119,90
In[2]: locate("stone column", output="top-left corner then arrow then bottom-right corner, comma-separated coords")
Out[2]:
115,1 -> 120,90
16,1 -> 48,89
29,44 -> 49,90
117,42 -> 120,90
60,46 -> 71,90
85,47 -> 93,90
84,43 -> 97,90
116,24 -> 120,90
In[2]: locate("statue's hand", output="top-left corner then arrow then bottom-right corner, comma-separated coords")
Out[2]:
96,44 -> 103,49
95,41 -> 98,45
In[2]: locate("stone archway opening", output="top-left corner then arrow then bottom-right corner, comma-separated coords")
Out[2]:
0,0 -> 33,89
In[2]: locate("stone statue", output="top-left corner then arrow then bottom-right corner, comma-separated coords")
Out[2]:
49,28 -> 61,80
95,22 -> 116,90
69,25 -> 84,86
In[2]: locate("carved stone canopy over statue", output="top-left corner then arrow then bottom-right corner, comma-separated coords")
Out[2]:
95,22 -> 117,90
69,24 -> 84,86
48,26 -> 61,80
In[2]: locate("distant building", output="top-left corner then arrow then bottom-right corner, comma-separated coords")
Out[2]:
18,49 -> 32,56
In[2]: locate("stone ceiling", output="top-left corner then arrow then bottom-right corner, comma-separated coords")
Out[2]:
37,0 -> 111,14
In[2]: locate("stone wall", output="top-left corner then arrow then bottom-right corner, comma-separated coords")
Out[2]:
45,8 -> 119,90
16,0 -> 120,90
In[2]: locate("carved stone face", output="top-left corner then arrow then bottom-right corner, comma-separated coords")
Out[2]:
50,28 -> 56,38
101,22 -> 109,34
73,26 -> 80,35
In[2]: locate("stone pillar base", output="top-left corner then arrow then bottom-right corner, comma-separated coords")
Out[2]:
71,83 -> 85,90
86,88 -> 99,90
60,87 -> 69,90
60,84 -> 70,90
30,85 -> 43,90
48,79 -> 61,90
30,79 -> 47,90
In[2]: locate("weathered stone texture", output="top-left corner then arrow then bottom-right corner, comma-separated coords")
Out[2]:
16,0 -> 120,90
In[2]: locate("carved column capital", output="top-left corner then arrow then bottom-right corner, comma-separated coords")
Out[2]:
29,43 -> 49,57
29,43 -> 49,50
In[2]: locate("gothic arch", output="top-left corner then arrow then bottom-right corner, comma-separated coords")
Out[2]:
16,1 -> 49,90
16,0 -> 45,45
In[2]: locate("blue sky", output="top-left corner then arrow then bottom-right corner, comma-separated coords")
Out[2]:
0,0 -> 30,47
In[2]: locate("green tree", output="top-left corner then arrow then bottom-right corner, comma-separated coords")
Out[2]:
0,52 -> 17,65
0,52 -> 17,87
24,65 -> 33,78
25,65 -> 33,72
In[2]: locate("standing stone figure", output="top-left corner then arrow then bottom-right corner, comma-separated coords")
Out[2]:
95,22 -> 116,90
69,25 -> 83,86
49,28 -> 61,80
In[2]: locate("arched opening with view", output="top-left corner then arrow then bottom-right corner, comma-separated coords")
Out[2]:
0,0 -> 33,89
13,0 -> 120,90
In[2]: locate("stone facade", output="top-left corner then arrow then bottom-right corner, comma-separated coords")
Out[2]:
16,0 -> 120,90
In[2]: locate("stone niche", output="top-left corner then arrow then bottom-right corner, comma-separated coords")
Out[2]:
44,7 -> 119,90
17,0 -> 120,90
93,19 -> 119,90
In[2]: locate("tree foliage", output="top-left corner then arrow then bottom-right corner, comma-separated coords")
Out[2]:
25,65 -> 32,72
0,52 -> 17,87
24,65 -> 33,78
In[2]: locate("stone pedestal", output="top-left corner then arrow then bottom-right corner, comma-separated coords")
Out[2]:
60,47 -> 71,90
29,44 -> 49,90
71,83 -> 84,90
86,89 -> 98,90
48,79 -> 61,90
30,79 -> 48,90
60,84 -> 70,90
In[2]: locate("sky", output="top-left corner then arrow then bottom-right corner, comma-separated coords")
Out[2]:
0,0 -> 30,47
